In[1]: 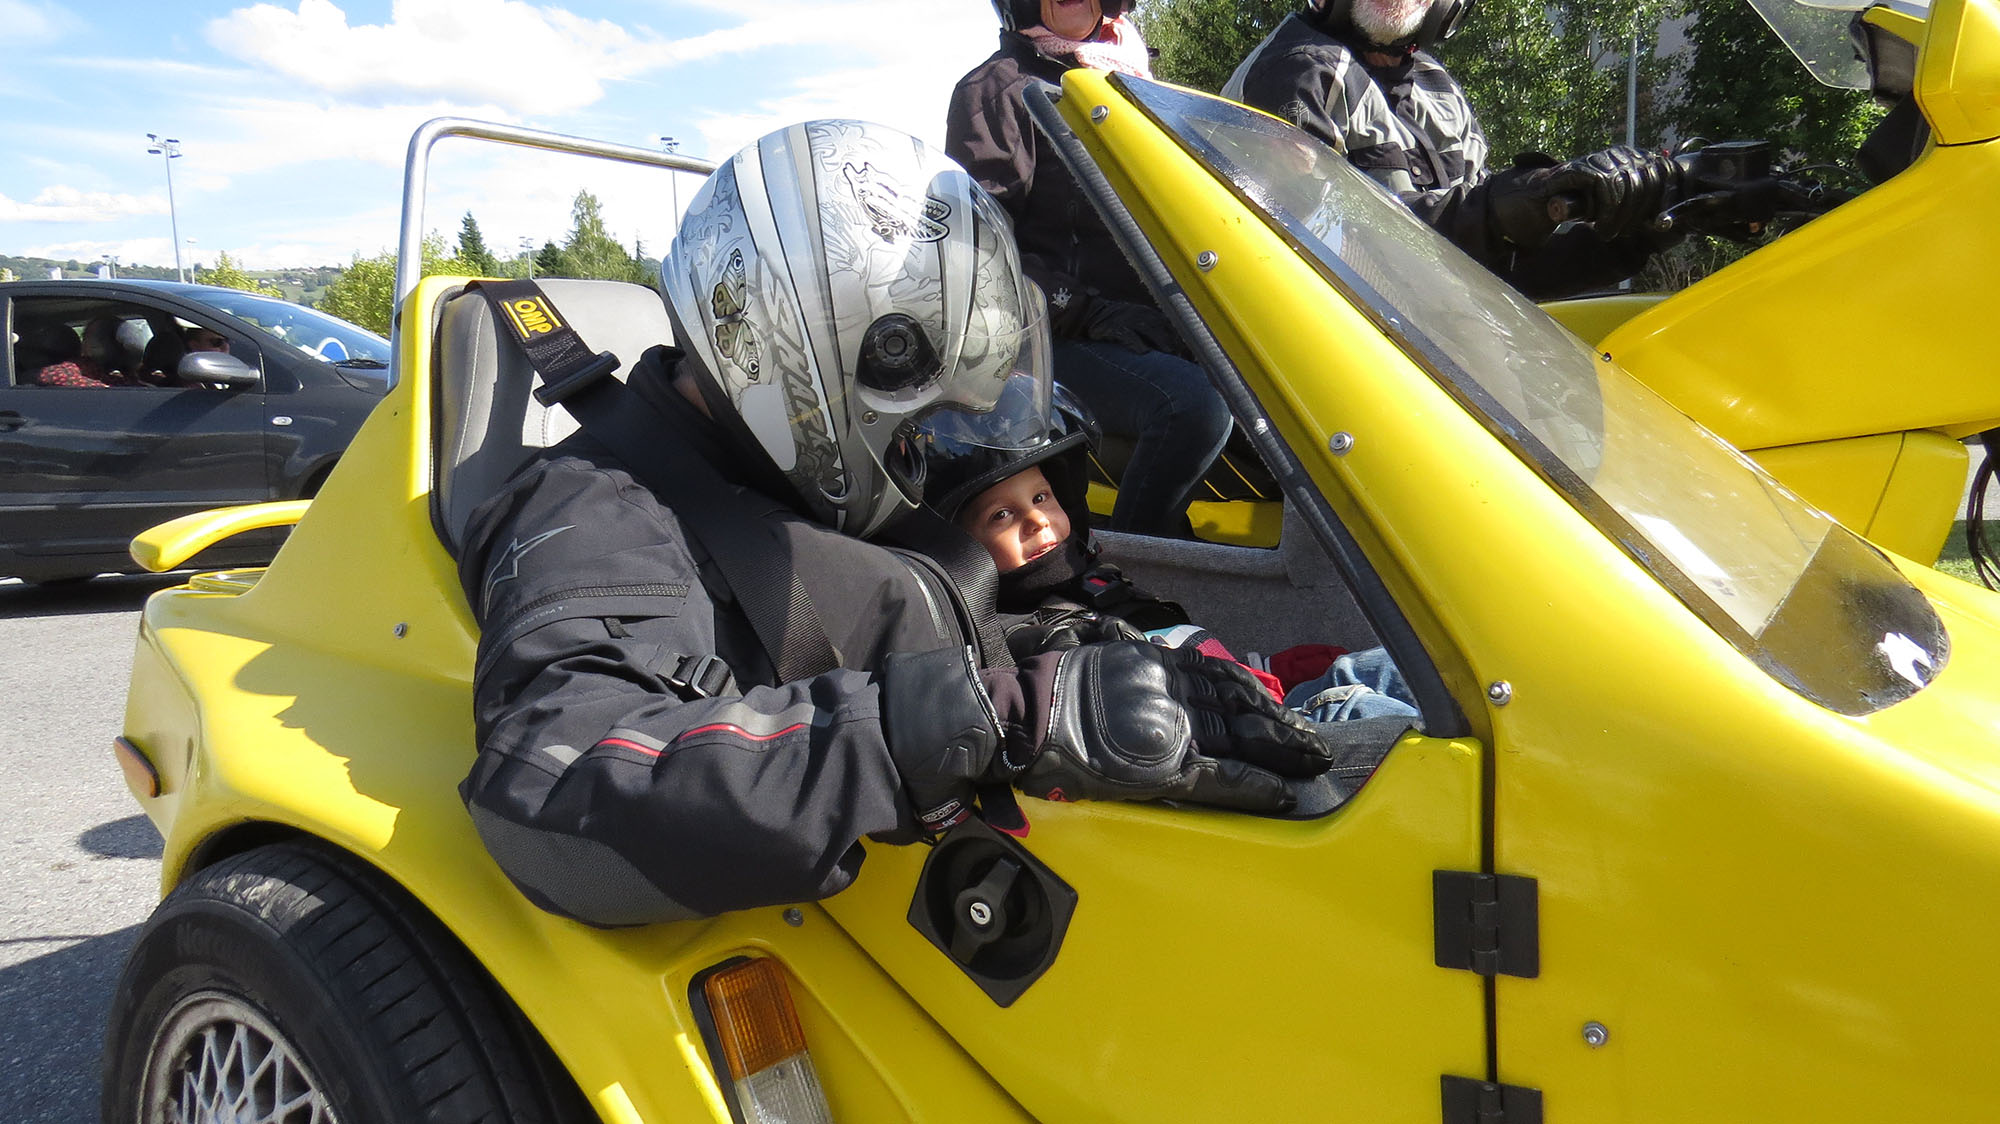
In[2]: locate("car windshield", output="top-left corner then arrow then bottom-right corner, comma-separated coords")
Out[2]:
1113,74 -> 1946,715
178,288 -> 390,372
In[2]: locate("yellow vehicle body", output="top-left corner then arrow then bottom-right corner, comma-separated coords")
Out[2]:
1588,0 -> 2000,563
116,3 -> 2000,1121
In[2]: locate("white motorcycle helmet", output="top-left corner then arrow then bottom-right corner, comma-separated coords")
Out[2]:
661,119 -> 1053,539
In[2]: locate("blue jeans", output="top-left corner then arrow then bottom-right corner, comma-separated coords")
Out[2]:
1284,646 -> 1421,722
1052,339 -> 1231,535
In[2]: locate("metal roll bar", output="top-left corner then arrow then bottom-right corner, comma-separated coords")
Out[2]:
389,117 -> 716,387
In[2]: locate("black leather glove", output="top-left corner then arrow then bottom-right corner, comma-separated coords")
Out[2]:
1486,146 -> 1681,249
1486,158 -> 1594,250
1564,145 -> 1681,242
882,642 -> 1332,831
1076,298 -> 1184,355
1006,613 -> 1147,660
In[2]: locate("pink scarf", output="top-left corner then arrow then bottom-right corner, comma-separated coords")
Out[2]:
1023,16 -> 1154,79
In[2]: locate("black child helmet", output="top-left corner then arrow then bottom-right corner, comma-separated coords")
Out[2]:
915,380 -> 1098,545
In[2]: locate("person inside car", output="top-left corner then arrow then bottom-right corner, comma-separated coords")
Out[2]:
24,323 -> 144,388
947,0 -> 1233,536
456,120 -> 1334,928
183,326 -> 231,354
1223,0 -> 1684,298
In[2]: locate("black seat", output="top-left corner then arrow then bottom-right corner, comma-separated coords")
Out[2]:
139,331 -> 186,384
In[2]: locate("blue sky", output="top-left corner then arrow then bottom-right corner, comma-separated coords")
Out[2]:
1,0 -> 1004,271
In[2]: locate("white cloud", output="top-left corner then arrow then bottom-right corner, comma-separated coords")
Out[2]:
0,186 -> 169,223
0,0 -> 77,46
688,52 -> 992,156
204,0 -> 996,117
193,96 -> 523,176
207,0 -> 669,115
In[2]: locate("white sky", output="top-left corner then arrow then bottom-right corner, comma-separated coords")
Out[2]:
0,0 -> 1004,270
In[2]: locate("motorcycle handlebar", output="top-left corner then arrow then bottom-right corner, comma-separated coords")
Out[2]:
1540,146 -> 1851,243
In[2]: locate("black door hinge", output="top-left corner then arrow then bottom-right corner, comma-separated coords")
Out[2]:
1442,1076 -> 1543,1124
1433,870 -> 1539,978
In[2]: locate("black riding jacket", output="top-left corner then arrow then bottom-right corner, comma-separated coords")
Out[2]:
1226,13 -> 1650,298
457,367 -> 964,926
946,30 -> 1159,334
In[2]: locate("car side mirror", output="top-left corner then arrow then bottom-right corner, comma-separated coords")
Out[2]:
178,351 -> 260,389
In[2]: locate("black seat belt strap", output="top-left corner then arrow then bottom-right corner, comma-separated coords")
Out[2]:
882,508 -> 1014,670
470,280 -> 840,682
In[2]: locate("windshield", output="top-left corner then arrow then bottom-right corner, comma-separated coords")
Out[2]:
1113,74 -> 1945,715
1745,0 -> 1887,89
179,288 -> 390,372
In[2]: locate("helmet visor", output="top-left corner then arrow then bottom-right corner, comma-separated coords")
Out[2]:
912,364 -> 1053,454
910,284 -> 1053,452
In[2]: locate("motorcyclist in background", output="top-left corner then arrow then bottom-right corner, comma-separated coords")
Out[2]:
948,0 -> 1234,537
456,120 -> 1333,927
1225,0 -> 1684,297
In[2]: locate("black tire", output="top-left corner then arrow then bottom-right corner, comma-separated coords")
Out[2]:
102,842 -> 594,1124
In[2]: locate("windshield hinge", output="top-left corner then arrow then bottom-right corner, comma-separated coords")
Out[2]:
1441,1076 -> 1543,1124
1433,871 -> 1539,978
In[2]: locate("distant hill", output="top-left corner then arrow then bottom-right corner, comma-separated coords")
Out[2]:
0,254 -> 345,305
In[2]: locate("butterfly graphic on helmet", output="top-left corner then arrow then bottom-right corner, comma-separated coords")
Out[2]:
709,247 -> 762,379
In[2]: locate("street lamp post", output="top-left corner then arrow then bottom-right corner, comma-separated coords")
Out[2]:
145,133 -> 186,283
659,136 -> 681,221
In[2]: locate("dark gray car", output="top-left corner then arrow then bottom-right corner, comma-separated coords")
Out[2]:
0,279 -> 388,582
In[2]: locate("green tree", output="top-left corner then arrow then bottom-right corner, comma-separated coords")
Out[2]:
203,251 -> 281,296
534,240 -> 569,278
316,234 -> 477,336
1668,0 -> 1883,168
1138,0 -> 1293,92
1435,0 -> 1683,162
457,211 -> 500,276
552,190 -> 649,283
316,254 -> 397,336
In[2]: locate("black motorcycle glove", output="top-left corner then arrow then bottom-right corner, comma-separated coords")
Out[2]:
1485,158 -> 1600,250
1566,145 -> 1681,242
881,642 -> 1333,831
1076,298 -> 1185,355
1008,613 -> 1147,659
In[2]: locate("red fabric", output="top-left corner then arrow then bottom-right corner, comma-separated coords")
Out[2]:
34,361 -> 160,389
1184,633 -> 1284,703
1269,643 -> 1348,692
35,359 -> 122,388
1247,665 -> 1286,703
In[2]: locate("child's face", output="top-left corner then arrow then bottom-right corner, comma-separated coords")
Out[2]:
959,465 -> 1071,573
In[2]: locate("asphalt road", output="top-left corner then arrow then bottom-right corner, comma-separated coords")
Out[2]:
0,574 -> 182,1123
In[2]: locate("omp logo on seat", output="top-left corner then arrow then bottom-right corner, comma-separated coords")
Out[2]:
504,297 -> 563,338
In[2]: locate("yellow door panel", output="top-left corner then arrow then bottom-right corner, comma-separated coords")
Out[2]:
1493,587 -> 2000,1121
821,735 -> 1487,1123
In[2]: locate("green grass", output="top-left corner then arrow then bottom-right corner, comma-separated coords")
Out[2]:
1934,520 -> 1989,586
